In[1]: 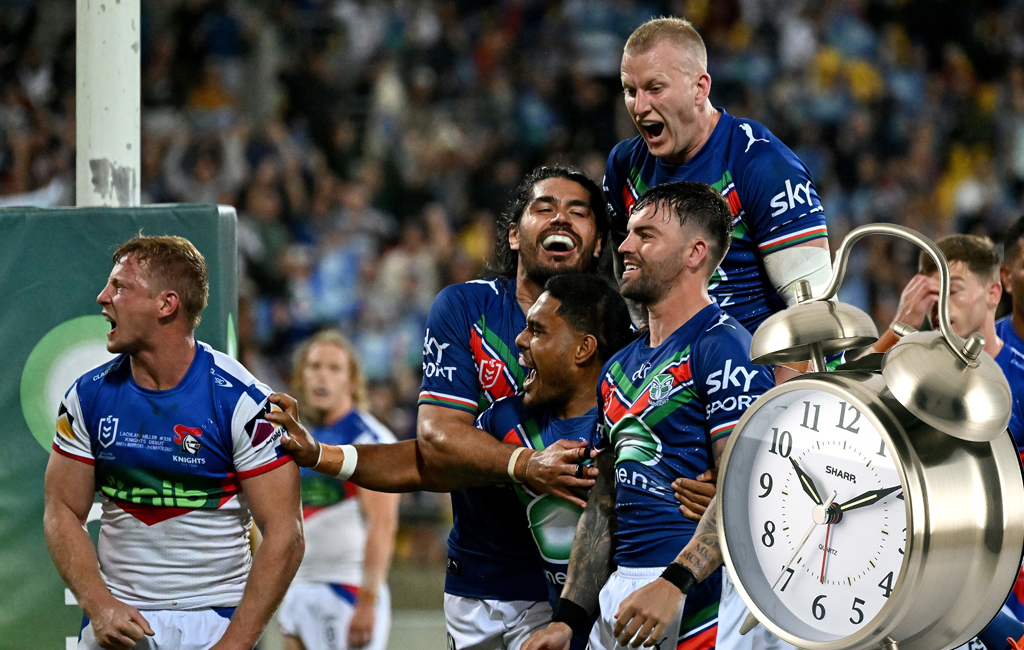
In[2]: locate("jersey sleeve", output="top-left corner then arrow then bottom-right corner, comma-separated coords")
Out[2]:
474,398 -> 523,447
594,359 -> 615,451
603,141 -> 633,243
417,285 -> 481,415
695,327 -> 775,446
230,382 -> 293,479
735,127 -> 828,256
1009,395 -> 1024,454
52,382 -> 94,465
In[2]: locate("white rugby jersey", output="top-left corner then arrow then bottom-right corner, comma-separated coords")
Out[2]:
52,342 -> 292,609
293,410 -> 396,587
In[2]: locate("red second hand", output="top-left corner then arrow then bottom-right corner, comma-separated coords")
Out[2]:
820,523 -> 832,584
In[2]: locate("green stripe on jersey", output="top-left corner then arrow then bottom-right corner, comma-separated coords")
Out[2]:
476,316 -> 526,385
606,346 -> 691,402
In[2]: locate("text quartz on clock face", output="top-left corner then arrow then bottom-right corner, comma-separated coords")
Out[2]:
747,391 -> 906,637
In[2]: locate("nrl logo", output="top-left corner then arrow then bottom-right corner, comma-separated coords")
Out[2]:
98,415 -> 118,448
479,359 -> 504,390
647,373 -> 674,404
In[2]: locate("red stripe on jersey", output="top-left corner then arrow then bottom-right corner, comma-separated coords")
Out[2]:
118,502 -> 195,526
725,190 -> 742,216
503,429 -> 524,446
470,329 -> 516,401
236,454 -> 293,480
623,185 -> 636,216
676,625 -> 717,650
51,443 -> 95,465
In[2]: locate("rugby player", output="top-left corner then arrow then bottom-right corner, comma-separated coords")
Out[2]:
605,17 -> 832,334
999,216 -> 1024,357
44,236 -> 302,650
523,182 -> 775,650
277,331 -> 399,650
273,165 -> 612,649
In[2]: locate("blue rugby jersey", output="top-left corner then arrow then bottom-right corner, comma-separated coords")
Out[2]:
476,396 -> 600,606
294,410 -> 397,587
416,277 -> 548,602
603,109 -> 829,332
477,396 -> 600,650
596,304 -> 774,641
994,318 -> 1024,451
52,343 -> 292,610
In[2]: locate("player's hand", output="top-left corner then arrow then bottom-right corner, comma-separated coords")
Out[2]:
614,578 -> 684,648
347,597 -> 376,647
522,622 -> 574,650
266,393 -> 322,468
521,439 -> 598,508
892,274 -> 940,330
672,469 -> 717,521
84,594 -> 155,649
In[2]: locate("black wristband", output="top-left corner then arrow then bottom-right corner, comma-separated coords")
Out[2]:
552,598 -> 590,636
660,562 -> 698,595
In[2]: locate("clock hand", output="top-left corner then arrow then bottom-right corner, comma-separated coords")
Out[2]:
820,523 -> 832,584
771,491 -> 838,590
790,457 -> 823,505
837,486 -> 902,513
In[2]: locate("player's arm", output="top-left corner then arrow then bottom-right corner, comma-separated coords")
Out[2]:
347,487 -> 400,648
522,450 -> 617,650
44,452 -> 155,649
212,462 -> 304,650
272,393 -> 597,506
612,437 -> 729,648
863,274 -> 940,356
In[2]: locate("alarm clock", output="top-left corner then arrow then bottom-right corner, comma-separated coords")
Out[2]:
718,223 -> 1024,650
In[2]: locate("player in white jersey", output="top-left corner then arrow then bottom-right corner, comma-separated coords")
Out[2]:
277,330 -> 400,650
43,235 -> 303,650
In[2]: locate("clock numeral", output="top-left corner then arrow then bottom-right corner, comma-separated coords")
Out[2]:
877,439 -> 887,457
812,594 -> 827,621
878,571 -> 894,598
837,401 -> 861,433
801,401 -> 820,431
759,473 -> 773,498
780,567 -> 794,591
898,527 -> 906,555
850,597 -> 866,625
769,428 -> 792,458
761,520 -> 776,547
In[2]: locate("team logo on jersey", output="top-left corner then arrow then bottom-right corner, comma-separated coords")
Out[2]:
98,415 -> 118,448
647,373 -> 675,405
173,424 -> 203,455
244,402 -> 283,448
478,359 -> 504,390
211,369 -> 233,388
56,403 -> 76,441
608,414 -> 663,466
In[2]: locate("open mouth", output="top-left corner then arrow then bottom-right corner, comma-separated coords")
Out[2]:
639,120 -> 665,140
103,313 -> 117,337
623,260 -> 641,276
522,366 -> 537,390
541,233 -> 577,254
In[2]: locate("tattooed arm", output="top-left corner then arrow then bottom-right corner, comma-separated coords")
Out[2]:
611,438 -> 728,647
522,451 -> 617,650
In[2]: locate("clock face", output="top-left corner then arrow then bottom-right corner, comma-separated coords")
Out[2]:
722,387 -> 907,644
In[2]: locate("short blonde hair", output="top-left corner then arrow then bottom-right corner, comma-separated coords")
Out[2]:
113,235 -> 209,329
624,17 -> 708,71
291,330 -> 369,420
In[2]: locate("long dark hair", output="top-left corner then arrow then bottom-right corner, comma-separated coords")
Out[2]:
488,164 -> 610,278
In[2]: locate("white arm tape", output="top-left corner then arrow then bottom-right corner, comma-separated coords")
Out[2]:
337,444 -> 358,480
763,245 -> 833,306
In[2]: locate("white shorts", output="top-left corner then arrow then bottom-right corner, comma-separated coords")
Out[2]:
589,566 -> 686,650
717,569 -> 794,650
78,608 -> 233,650
278,582 -> 391,650
443,593 -> 552,650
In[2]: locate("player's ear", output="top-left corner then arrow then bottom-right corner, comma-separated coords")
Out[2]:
593,231 -> 603,259
156,289 -> 181,321
988,277 -> 1003,309
689,238 -> 708,270
695,71 -> 711,106
576,333 -> 599,366
509,223 -> 520,252
1001,265 -> 1014,296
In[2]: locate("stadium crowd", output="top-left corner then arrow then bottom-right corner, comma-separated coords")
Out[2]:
4,0 -> 1024,494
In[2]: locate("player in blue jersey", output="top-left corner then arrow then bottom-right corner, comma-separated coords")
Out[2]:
867,234 -> 1024,649
999,216 -> 1024,358
44,236 -> 303,650
605,17 -> 832,335
271,165 -> 613,650
524,182 -> 775,650
475,274 -> 635,650
277,331 -> 399,650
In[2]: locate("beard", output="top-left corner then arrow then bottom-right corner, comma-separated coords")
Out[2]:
619,272 -> 664,305
519,238 -> 598,286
